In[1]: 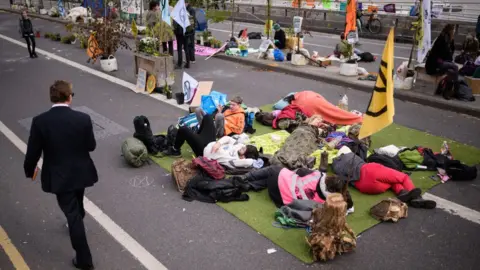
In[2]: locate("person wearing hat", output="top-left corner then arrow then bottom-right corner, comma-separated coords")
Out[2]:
194,96 -> 246,139
273,23 -> 286,49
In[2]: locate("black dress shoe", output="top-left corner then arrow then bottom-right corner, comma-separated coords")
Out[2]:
397,188 -> 421,203
184,63 -> 190,69
72,258 -> 94,270
409,198 -> 437,209
33,52 -> 38,58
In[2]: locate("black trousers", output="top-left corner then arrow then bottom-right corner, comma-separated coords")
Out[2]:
245,166 -> 284,207
56,189 -> 92,266
175,33 -> 195,66
162,40 -> 174,56
24,35 -> 36,56
175,114 -> 216,157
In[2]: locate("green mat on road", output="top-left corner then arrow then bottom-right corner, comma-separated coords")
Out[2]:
150,105 -> 480,263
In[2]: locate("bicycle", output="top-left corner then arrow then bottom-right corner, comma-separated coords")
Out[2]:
358,11 -> 382,34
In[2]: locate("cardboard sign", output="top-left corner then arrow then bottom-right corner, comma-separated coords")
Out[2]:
259,39 -> 273,53
347,29 -> 359,44
136,68 -> 147,92
182,72 -> 199,103
293,16 -> 303,34
189,81 -> 213,113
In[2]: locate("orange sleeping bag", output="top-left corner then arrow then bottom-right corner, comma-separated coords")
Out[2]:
291,91 -> 363,125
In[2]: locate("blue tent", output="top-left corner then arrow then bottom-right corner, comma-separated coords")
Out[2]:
195,8 -> 208,32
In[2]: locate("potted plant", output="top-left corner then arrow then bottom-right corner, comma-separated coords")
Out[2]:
339,42 -> 358,76
134,21 -> 175,91
164,84 -> 173,99
50,33 -> 61,41
89,16 -> 130,72
61,35 -> 76,44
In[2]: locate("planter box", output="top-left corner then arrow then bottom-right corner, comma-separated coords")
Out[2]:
134,53 -> 174,87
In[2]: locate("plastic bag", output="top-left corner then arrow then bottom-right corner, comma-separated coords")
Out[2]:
338,95 -> 349,111
201,91 -> 227,115
273,49 -> 285,62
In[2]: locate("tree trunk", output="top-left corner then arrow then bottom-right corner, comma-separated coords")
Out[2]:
306,193 -> 357,262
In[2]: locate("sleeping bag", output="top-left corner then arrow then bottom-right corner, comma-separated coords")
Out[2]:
122,137 -> 149,168
291,91 -> 363,125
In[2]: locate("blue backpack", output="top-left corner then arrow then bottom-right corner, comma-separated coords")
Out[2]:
244,111 -> 256,134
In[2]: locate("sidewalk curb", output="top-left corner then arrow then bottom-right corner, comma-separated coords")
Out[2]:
3,8 -> 479,118
214,54 -> 480,118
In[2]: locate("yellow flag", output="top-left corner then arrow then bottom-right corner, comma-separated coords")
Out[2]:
131,19 -> 138,38
358,28 -> 395,140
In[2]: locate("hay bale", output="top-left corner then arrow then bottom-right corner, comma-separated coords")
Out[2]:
306,193 -> 357,261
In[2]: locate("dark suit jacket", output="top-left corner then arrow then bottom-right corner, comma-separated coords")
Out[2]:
24,106 -> 98,194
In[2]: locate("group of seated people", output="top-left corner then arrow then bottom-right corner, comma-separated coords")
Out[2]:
164,91 -> 437,211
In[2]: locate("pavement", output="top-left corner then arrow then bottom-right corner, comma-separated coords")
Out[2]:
1,10 -> 480,270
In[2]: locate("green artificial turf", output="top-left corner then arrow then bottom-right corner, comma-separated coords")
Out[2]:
150,104 -> 480,263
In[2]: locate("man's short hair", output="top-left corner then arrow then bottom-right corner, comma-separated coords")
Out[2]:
244,145 -> 259,160
50,80 -> 73,103
230,96 -> 243,105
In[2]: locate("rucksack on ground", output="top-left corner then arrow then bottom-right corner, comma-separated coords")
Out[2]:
192,157 -> 225,180
358,52 -> 375,62
121,137 -> 149,168
171,158 -> 198,193
133,115 -> 166,154
244,111 -> 256,134
370,198 -> 408,222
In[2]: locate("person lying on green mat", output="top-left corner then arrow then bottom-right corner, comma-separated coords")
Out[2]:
332,148 -> 437,209
239,165 -> 354,214
203,136 -> 261,169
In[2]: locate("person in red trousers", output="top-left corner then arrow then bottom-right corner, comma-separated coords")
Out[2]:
333,152 -> 436,209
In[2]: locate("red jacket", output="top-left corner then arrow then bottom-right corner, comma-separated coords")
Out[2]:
272,104 -> 311,129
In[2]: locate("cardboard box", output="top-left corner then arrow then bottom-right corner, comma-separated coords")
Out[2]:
465,77 -> 480,95
189,81 -> 213,113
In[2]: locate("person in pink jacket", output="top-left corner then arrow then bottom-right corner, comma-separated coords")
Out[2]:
241,165 -> 354,212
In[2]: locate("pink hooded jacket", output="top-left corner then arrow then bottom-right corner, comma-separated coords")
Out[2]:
277,168 -> 326,205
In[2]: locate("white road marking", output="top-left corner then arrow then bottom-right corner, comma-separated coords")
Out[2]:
423,192 -> 480,225
0,33 -> 190,112
208,27 -> 410,61
0,121 -> 168,270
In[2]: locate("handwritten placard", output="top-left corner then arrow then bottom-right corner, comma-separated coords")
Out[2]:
136,68 -> 147,92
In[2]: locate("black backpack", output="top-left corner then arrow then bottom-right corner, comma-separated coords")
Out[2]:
133,115 -> 165,154
367,153 -> 404,172
435,70 -> 458,100
444,160 -> 477,181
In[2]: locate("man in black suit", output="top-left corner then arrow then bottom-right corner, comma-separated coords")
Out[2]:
24,80 -> 97,270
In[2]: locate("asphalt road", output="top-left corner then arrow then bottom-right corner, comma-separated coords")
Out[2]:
1,12 -> 480,270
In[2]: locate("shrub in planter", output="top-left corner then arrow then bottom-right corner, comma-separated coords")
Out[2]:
204,41 -> 211,47
44,32 -> 52,38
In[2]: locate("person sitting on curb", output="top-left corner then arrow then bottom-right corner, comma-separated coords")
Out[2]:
273,23 -> 286,49
195,96 -> 245,139
332,149 -> 437,209
203,136 -> 261,169
334,32 -> 350,58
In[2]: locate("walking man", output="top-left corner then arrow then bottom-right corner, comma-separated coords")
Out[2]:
24,80 -> 97,270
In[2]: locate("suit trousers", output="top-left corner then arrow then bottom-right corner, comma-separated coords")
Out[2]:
56,189 -> 93,266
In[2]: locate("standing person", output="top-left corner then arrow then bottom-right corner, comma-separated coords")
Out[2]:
146,1 -> 160,28
161,2 -> 174,56
19,10 -> 37,58
173,0 -> 196,68
476,15 -> 480,41
24,80 -> 97,270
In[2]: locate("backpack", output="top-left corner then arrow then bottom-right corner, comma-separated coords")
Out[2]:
121,137 -> 149,168
244,111 -> 256,134
444,160 -> 477,181
367,153 -> 404,171
171,158 -> 198,193
192,157 -> 225,180
435,70 -> 458,100
358,52 -> 375,62
370,198 -> 408,222
133,115 -> 158,154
